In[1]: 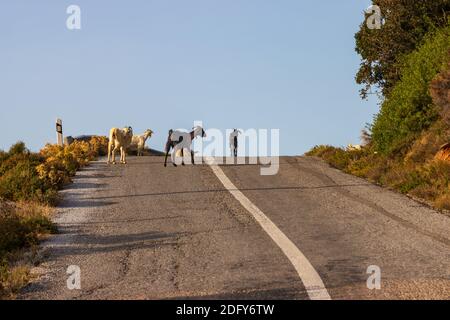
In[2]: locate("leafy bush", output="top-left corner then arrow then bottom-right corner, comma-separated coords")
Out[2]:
346,152 -> 387,181
0,139 -> 106,205
88,136 -> 109,157
7,142 -> 28,156
0,159 -> 57,204
0,143 -> 56,204
371,24 -> 450,155
307,145 -> 367,171
36,141 -> 97,190
306,145 -> 338,158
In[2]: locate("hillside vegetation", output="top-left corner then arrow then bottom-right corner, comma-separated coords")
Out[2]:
0,137 -> 108,298
355,0 -> 450,98
308,17 -> 450,210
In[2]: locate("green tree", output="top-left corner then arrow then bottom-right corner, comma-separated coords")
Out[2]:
355,0 -> 449,99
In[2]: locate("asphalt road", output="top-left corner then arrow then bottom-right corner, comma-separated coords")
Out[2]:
20,156 -> 450,299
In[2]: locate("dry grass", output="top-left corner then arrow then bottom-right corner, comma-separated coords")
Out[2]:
0,200 -> 55,299
434,193 -> 450,210
0,265 -> 30,300
307,120 -> 450,212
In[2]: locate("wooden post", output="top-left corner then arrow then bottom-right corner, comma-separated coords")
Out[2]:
56,118 -> 63,147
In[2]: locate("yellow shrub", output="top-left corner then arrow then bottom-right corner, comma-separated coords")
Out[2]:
37,141 -> 98,188
89,136 -> 109,157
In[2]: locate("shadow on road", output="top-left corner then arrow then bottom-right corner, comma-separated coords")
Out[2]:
59,199 -> 118,208
83,183 -> 371,201
57,215 -> 184,226
63,182 -> 108,190
48,229 -> 182,257
168,286 -> 306,300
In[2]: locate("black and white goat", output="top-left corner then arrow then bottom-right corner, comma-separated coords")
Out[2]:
164,126 -> 207,167
229,129 -> 241,157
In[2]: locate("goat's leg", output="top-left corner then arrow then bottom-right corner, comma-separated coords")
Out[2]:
183,147 -> 193,165
181,148 -> 185,166
111,147 -> 117,164
164,144 -> 172,167
164,151 -> 170,167
191,150 -> 195,165
121,147 -> 127,164
108,142 -> 114,164
171,145 -> 180,167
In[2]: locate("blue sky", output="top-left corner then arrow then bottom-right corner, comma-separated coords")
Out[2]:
0,1 -> 378,155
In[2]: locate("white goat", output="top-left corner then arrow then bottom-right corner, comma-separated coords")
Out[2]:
131,129 -> 154,156
107,126 -> 133,164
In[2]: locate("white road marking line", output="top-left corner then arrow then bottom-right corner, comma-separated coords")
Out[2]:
206,157 -> 331,300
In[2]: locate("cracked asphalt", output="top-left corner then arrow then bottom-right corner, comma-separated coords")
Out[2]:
20,156 -> 450,299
